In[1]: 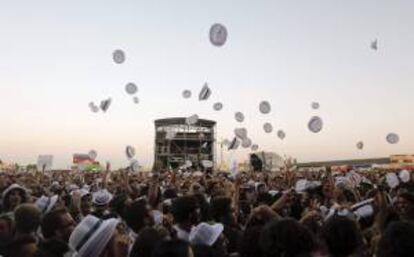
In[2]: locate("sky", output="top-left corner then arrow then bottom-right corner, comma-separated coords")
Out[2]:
0,0 -> 414,169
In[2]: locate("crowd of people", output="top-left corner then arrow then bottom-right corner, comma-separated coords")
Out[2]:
0,163 -> 413,257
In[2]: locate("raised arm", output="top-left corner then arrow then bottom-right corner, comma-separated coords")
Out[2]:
148,173 -> 160,208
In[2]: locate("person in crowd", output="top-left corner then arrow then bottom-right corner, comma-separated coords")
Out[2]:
0,213 -> 15,255
193,193 -> 210,222
2,184 -> 28,213
209,196 -> 241,254
172,196 -> 201,242
239,205 -> 280,257
152,239 -> 192,257
91,189 -> 113,219
70,189 -> 93,222
108,192 -> 130,219
14,204 -> 41,241
377,221 -> 414,257
192,244 -> 214,257
37,239 -> 70,257
320,216 -> 364,257
260,218 -> 316,257
3,234 -> 38,257
394,186 -> 414,221
79,190 -> 93,217
41,208 -> 76,243
130,227 -> 164,257
123,198 -> 154,240
38,208 -> 76,257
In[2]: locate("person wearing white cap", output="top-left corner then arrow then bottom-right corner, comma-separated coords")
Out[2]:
67,184 -> 80,193
69,215 -> 129,257
1,183 -> 28,212
189,222 -> 228,257
189,222 -> 224,247
36,195 -> 59,215
91,189 -> 113,219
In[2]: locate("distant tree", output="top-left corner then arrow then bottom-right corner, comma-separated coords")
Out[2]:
26,164 -> 37,171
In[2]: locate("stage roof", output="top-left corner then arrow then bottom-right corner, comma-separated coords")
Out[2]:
154,117 -> 216,127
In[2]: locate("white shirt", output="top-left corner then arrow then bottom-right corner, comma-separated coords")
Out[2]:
173,225 -> 191,242
127,228 -> 138,255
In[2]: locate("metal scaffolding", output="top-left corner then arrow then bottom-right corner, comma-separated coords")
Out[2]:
153,117 -> 216,171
